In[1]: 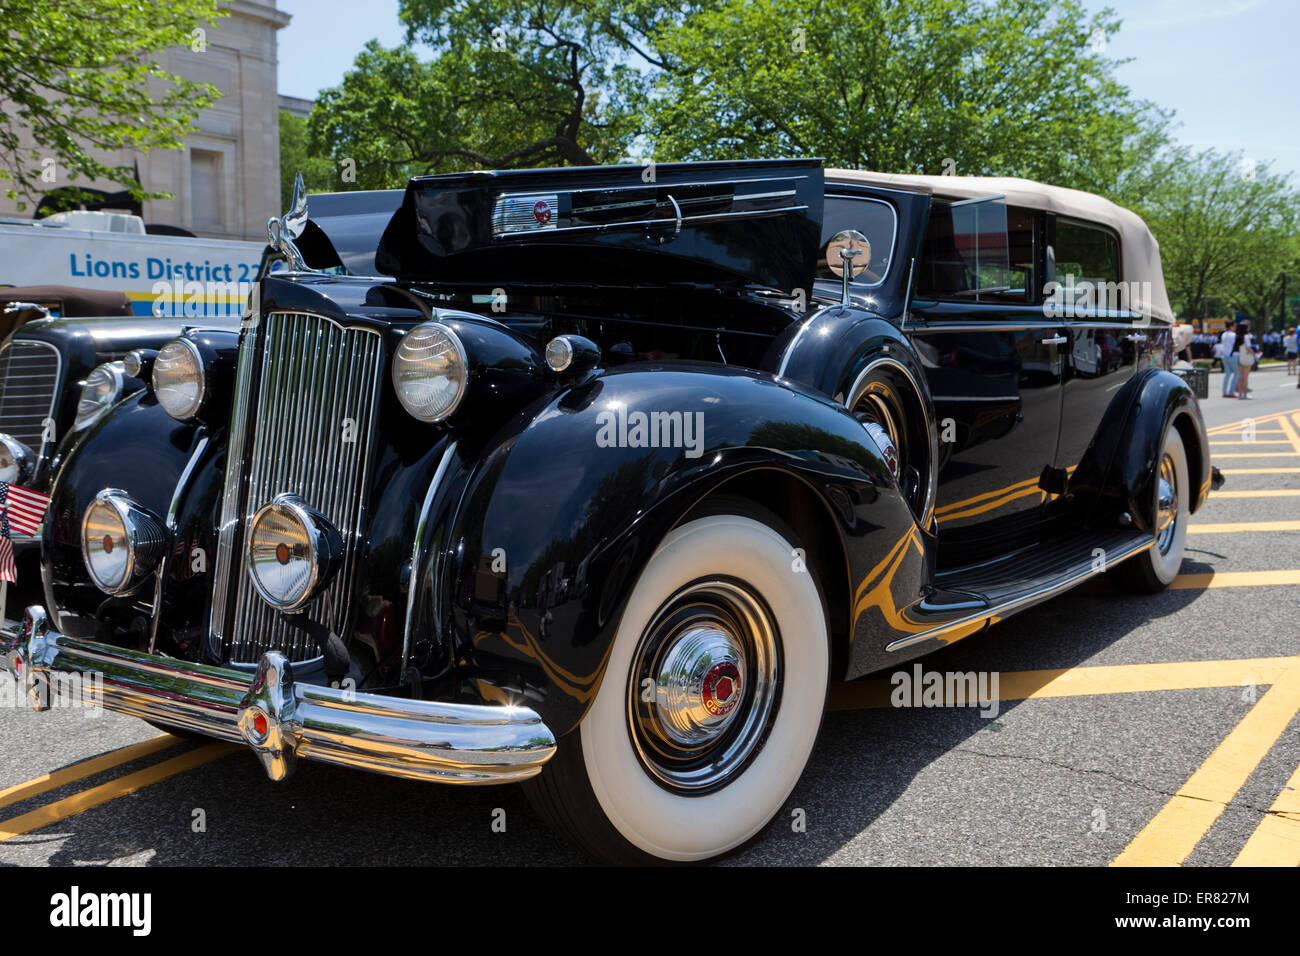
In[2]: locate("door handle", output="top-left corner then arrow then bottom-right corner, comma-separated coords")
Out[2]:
1040,335 -> 1068,346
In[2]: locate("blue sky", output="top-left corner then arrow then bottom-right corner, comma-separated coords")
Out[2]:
276,0 -> 1300,178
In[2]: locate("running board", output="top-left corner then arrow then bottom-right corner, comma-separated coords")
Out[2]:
886,530 -> 1153,653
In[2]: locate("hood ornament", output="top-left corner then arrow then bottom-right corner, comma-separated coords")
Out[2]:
267,172 -> 311,272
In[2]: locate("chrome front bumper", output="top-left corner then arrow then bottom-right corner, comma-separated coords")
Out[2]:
1,606 -> 556,785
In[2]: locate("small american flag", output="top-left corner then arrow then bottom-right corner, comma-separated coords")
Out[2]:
0,481 -> 52,584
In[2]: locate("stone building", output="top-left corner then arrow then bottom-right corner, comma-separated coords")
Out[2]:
0,0 -> 291,242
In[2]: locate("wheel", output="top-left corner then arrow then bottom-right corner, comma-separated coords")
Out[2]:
846,357 -> 935,524
1109,425 -> 1189,592
525,499 -> 829,864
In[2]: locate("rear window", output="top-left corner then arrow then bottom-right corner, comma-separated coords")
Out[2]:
817,196 -> 897,287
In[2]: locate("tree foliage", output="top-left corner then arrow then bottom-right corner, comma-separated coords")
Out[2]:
0,0 -> 224,208
1137,149 -> 1300,325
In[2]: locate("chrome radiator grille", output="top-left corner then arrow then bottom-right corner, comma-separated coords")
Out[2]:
213,311 -> 384,664
0,340 -> 60,449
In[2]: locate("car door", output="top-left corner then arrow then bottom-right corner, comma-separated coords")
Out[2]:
906,198 -> 1067,568
1048,216 -> 1145,524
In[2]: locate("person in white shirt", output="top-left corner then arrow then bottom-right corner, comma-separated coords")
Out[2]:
1285,327 -> 1297,376
1220,326 -> 1238,397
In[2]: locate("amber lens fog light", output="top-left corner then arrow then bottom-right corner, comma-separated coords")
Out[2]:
246,494 -> 342,611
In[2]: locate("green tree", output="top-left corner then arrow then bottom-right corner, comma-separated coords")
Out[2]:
279,110 -> 338,207
308,1 -> 668,187
646,0 -> 1169,198
1138,149 -> 1300,322
0,0 -> 224,209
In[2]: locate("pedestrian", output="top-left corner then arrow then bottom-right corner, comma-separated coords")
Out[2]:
1236,322 -> 1255,399
1220,323 -> 1238,397
1285,326 -> 1297,376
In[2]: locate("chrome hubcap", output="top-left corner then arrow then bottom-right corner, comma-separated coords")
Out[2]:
1156,452 -> 1178,553
628,580 -> 780,793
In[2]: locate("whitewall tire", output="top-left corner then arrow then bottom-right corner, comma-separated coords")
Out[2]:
526,502 -> 829,864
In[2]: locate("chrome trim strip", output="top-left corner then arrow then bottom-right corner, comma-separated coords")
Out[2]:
401,440 -> 458,683
493,206 -> 810,239
885,536 -> 1154,652
208,309 -> 262,660
149,434 -> 210,653
7,607 -> 556,785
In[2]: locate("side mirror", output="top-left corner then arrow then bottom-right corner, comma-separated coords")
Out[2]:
826,229 -> 871,305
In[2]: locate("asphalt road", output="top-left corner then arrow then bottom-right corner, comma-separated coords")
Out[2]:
2,363 -> 1299,867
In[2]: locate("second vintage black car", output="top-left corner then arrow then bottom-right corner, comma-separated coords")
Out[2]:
5,161 -> 1218,864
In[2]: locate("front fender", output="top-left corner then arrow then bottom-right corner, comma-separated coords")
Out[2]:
441,363 -> 924,735
41,391 -> 219,650
1108,369 -> 1211,531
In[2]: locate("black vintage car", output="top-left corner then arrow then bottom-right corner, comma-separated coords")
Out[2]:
0,290 -> 245,610
4,161 -> 1219,864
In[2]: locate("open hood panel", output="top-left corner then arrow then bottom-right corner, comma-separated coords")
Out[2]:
375,159 -> 824,294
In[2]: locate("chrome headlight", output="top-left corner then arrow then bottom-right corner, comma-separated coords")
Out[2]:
152,338 -> 206,421
392,322 -> 468,422
81,491 -> 166,595
73,362 -> 125,431
0,434 -> 34,484
246,494 -> 342,611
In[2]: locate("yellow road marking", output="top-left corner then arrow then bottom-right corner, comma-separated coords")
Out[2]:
1277,413 -> 1300,457
1171,569 -> 1300,589
1210,452 -> 1299,458
1219,467 -> 1300,475
827,657 -> 1297,711
0,735 -> 178,812
1112,663 -> 1300,867
1189,521 -> 1300,534
1209,489 -> 1300,499
1206,408 -> 1299,434
0,744 -> 236,843
1232,760 -> 1300,866
1209,439 -> 1292,445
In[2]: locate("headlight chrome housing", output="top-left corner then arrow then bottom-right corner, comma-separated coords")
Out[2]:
246,494 -> 343,611
152,338 -> 206,421
81,490 -> 166,595
392,322 -> 468,423
73,362 -> 125,431
0,434 -> 35,484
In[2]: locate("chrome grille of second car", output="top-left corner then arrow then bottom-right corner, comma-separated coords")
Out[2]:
0,340 -> 60,449
217,311 -> 384,665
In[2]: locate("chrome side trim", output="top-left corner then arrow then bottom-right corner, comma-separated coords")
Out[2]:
148,434 -> 210,653
208,311 -> 262,660
401,440 -> 458,683
885,536 -> 1154,652
6,606 -> 556,785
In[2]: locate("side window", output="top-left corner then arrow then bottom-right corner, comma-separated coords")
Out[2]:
1053,218 -> 1120,311
817,197 -> 897,287
916,197 -> 1035,303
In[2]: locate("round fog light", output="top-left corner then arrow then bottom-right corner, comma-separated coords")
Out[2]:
246,495 -> 342,611
81,491 -> 165,595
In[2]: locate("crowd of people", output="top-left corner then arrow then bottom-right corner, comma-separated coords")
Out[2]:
1210,322 -> 1300,399
1187,326 -> 1297,362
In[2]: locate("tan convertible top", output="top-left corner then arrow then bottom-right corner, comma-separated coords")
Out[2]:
827,169 -> 1174,324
